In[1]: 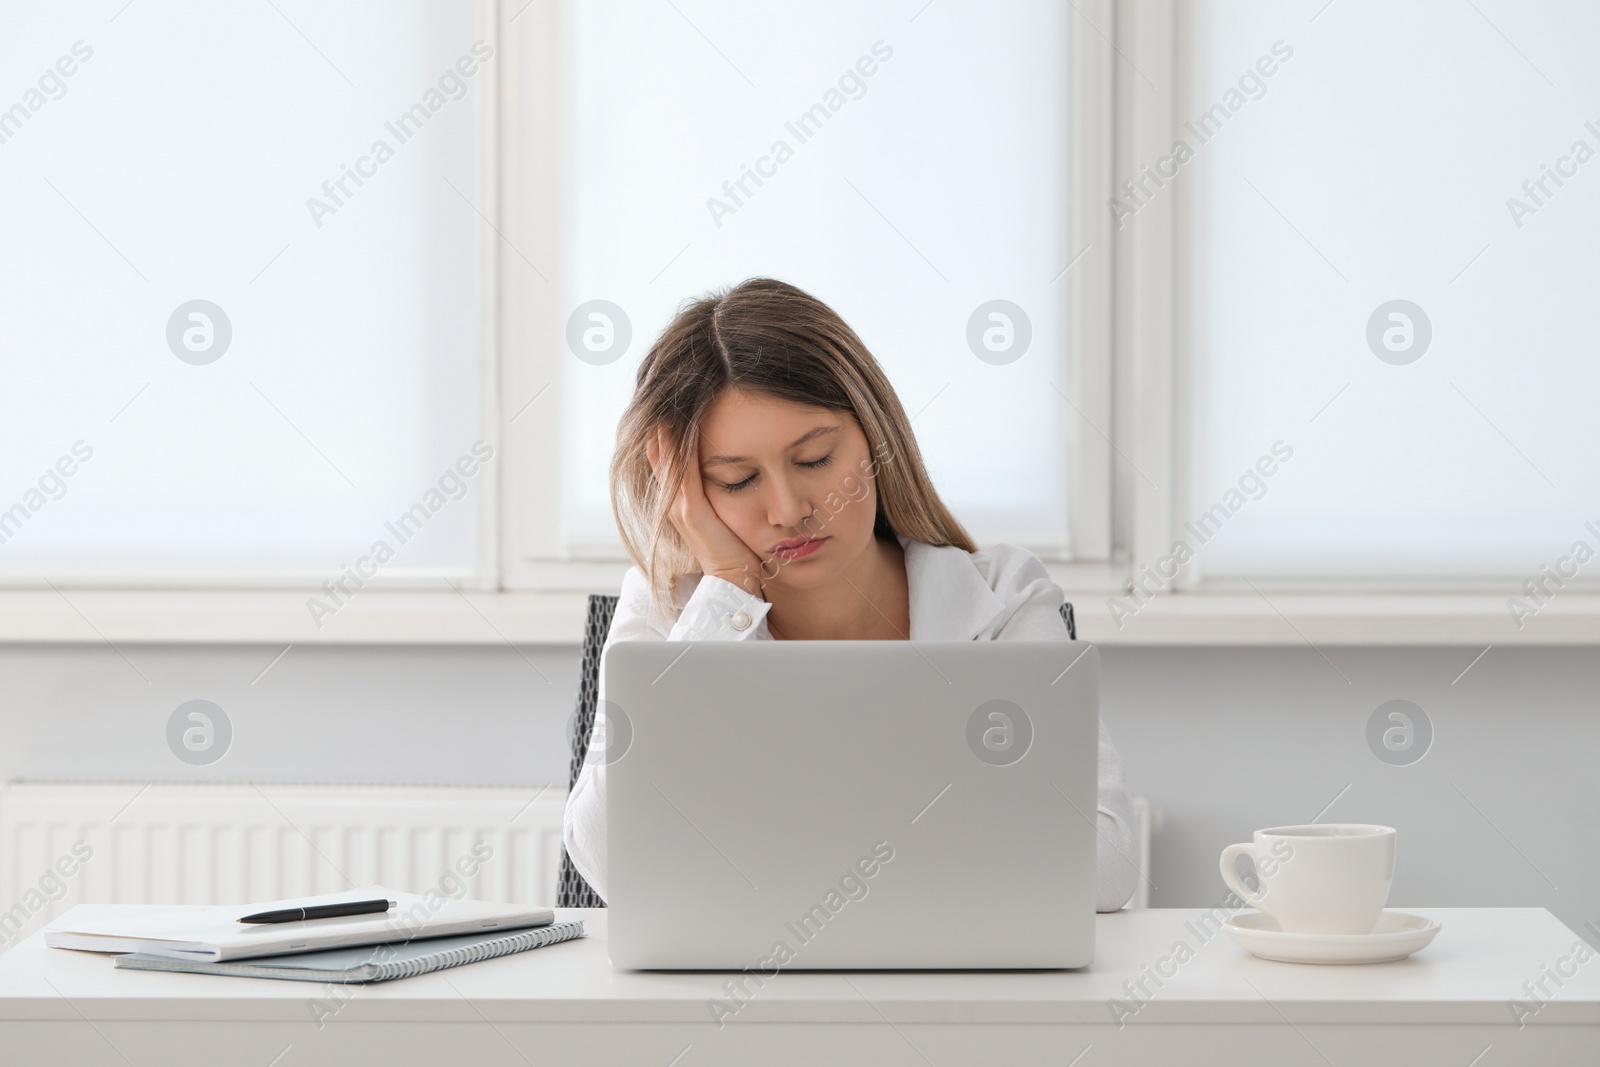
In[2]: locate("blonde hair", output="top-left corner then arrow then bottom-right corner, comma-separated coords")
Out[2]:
611,277 -> 976,618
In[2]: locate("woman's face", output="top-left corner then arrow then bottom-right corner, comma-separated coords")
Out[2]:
695,388 -> 883,589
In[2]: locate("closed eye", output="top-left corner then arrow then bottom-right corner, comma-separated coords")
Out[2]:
721,454 -> 834,494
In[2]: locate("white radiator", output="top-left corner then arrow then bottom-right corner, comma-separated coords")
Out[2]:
0,782 -> 568,951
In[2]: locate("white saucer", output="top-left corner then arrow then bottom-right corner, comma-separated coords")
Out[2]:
1224,910 -> 1442,964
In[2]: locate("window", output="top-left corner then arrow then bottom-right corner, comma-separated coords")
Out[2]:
11,0 -> 1589,642
552,0 -> 1090,560
1178,0 -> 1600,583
0,1 -> 489,581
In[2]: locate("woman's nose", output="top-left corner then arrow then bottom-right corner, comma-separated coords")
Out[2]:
764,470 -> 813,529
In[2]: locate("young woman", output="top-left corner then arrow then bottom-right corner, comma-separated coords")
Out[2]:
562,277 -> 1139,912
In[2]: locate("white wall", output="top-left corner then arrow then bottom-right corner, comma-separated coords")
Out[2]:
1,643 -> 1593,947
1102,646 -> 1598,947
0,645 -> 575,788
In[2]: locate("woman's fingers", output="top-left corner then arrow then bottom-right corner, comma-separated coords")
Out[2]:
650,427 -> 691,537
647,424 -> 760,584
646,426 -> 666,482
681,445 -> 708,509
648,429 -> 680,530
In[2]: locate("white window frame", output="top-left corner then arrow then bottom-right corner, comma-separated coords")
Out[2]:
1102,0 -> 1600,643
6,0 -> 1599,646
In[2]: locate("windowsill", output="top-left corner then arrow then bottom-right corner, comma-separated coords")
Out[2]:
1077,592 -> 1597,646
0,588 -> 1594,646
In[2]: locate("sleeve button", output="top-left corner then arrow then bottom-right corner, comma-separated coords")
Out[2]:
730,610 -> 752,631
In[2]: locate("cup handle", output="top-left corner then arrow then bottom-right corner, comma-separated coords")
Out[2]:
1219,843 -> 1272,912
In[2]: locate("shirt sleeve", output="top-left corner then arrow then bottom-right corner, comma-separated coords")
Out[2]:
665,574 -> 774,641
562,569 -> 774,901
986,544 -> 1141,913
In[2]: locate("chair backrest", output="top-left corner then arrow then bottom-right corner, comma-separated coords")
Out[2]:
556,594 -> 620,908
554,593 -> 1076,908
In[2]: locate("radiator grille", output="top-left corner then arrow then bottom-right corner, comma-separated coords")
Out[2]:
0,782 -> 566,949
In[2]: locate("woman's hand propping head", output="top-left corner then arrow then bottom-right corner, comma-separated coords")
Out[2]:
646,423 -> 766,598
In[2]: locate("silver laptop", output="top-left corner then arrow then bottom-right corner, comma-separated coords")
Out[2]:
603,640 -> 1100,970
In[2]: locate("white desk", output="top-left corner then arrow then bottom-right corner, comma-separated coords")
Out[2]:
1,906 -> 1596,1066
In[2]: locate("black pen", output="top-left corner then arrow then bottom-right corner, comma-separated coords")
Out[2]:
238,898 -> 396,924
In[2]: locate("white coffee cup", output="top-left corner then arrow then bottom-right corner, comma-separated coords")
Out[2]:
1219,824 -> 1396,935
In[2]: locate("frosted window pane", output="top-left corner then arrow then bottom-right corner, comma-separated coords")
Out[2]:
1184,0 -> 1600,578
0,2 -> 483,574
564,0 -> 1071,554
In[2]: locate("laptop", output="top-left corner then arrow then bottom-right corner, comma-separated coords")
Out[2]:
602,639 -> 1100,970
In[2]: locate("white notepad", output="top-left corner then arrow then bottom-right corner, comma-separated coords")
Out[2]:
45,886 -> 555,962
111,922 -> 586,983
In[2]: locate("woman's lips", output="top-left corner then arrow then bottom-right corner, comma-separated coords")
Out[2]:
770,536 -> 827,560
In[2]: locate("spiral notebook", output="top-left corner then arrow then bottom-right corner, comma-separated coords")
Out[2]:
111,921 -> 586,983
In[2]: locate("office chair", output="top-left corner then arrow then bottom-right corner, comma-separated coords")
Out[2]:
555,593 -> 1078,907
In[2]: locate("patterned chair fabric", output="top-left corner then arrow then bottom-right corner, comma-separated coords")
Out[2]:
555,594 -> 620,908
553,593 -> 1078,908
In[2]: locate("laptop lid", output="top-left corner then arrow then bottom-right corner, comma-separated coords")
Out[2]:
603,640 -> 1099,970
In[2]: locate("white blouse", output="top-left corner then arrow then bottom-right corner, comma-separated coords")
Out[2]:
562,531 -> 1141,913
